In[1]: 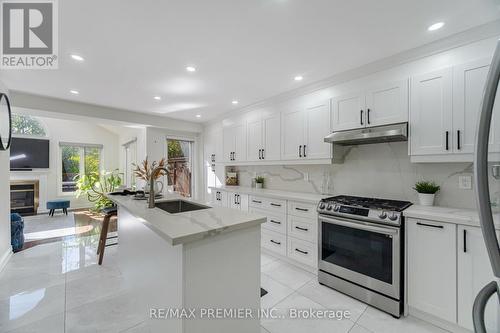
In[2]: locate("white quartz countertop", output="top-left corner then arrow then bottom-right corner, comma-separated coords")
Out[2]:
208,186 -> 328,203
404,205 -> 500,229
107,193 -> 266,245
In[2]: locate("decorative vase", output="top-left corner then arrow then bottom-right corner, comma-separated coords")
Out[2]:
256,183 -> 263,189
418,193 -> 435,206
144,180 -> 164,194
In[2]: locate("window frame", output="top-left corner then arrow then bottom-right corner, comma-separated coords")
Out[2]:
58,143 -> 103,196
165,136 -> 195,198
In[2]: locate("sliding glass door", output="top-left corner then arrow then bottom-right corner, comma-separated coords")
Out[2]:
166,138 -> 193,197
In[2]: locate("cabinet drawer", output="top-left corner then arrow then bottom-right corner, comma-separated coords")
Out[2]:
264,198 -> 287,214
250,208 -> 286,234
287,236 -> 317,268
249,196 -> 266,209
288,215 -> 317,243
288,201 -> 317,219
262,229 -> 286,256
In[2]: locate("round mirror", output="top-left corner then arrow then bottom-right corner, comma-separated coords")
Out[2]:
0,93 -> 12,150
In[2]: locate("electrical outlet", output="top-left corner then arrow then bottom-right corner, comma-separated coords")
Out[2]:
459,175 -> 472,190
304,172 -> 309,182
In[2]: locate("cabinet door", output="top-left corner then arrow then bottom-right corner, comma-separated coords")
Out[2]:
281,108 -> 305,160
233,123 -> 247,162
410,68 -> 453,155
407,218 -> 456,323
304,100 -> 332,159
222,127 -> 235,162
246,118 -> 262,162
228,192 -> 239,210
366,79 -> 409,127
457,226 -> 500,332
263,112 -> 281,161
453,58 -> 500,154
331,91 -> 365,131
238,194 -> 249,212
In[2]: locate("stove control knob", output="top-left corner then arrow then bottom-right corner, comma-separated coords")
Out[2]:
319,202 -> 326,210
333,205 -> 340,212
388,212 -> 398,221
378,211 -> 387,219
326,204 -> 333,211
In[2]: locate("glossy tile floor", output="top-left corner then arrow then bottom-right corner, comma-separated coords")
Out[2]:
0,216 -> 449,332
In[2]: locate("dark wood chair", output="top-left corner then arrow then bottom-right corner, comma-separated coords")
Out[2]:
97,206 -> 118,265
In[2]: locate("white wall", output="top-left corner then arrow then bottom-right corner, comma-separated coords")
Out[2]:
10,115 -> 120,211
0,79 -> 11,269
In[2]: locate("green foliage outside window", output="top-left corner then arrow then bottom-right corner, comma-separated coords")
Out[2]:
11,114 -> 46,136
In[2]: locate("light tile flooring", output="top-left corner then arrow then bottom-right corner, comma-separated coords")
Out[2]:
0,219 -> 449,333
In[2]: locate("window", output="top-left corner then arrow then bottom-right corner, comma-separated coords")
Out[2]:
123,139 -> 137,188
11,114 -> 47,136
166,138 -> 193,197
60,143 -> 102,193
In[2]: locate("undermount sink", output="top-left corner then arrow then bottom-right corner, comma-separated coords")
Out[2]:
155,200 -> 210,214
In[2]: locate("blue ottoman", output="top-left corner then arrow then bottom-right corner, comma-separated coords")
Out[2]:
10,213 -> 24,252
47,199 -> 70,216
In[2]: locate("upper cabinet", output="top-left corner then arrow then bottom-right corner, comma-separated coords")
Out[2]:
332,80 -> 409,132
282,99 -> 332,161
223,121 -> 246,162
410,67 -> 453,156
246,109 -> 281,162
204,127 -> 223,164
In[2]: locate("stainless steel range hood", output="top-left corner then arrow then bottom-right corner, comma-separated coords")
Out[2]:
324,122 -> 408,145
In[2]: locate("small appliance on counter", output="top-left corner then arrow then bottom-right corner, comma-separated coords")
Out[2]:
225,171 -> 238,186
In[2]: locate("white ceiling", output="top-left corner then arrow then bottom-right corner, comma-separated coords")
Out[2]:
2,0 -> 500,123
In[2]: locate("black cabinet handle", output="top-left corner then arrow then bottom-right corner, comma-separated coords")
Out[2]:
416,222 -> 444,229
457,130 -> 461,150
262,149 -> 265,160
237,194 -> 240,204
269,219 -> 281,225
367,108 -> 371,125
463,229 -> 467,253
295,207 -> 309,212
445,131 -> 449,151
233,152 -> 236,161
295,226 -> 309,232
299,145 -> 302,157
258,149 -> 261,160
295,248 -> 308,255
270,240 -> 281,245
252,200 -> 262,204
303,145 -> 307,158
270,203 -> 281,207
360,110 -> 364,125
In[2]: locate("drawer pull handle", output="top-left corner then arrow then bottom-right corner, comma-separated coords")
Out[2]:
416,222 -> 444,229
295,226 -> 309,232
295,207 -> 309,212
295,248 -> 308,255
270,203 -> 282,207
270,219 -> 281,225
252,200 -> 262,204
270,240 -> 281,245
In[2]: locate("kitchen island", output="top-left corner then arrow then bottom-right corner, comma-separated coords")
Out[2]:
106,193 -> 266,333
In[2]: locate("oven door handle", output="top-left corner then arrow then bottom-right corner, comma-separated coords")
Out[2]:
319,215 -> 398,235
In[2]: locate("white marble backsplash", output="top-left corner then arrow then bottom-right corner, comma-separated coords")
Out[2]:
232,142 -> 500,210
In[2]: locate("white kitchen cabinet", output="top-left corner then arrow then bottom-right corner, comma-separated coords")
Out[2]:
410,67 -> 453,156
204,127 -> 223,164
453,58 -> 500,154
407,218 -> 457,323
223,123 -> 247,162
331,91 -> 365,131
457,225 -> 500,332
281,100 -> 331,161
228,192 -> 249,211
246,110 -> 281,162
211,190 -> 227,207
365,79 -> 408,127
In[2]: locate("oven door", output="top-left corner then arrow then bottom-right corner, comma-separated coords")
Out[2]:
318,215 -> 400,299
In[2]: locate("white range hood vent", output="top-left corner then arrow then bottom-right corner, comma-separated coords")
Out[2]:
324,122 -> 408,146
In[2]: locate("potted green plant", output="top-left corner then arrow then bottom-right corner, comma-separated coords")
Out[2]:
75,169 -> 123,212
414,180 -> 440,206
255,176 -> 265,189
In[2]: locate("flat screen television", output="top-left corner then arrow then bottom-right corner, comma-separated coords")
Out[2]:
10,137 -> 50,169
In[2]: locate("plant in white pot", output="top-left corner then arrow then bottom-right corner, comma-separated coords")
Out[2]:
255,176 -> 265,189
414,181 -> 440,206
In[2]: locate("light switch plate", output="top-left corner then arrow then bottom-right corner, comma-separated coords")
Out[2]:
459,175 -> 472,190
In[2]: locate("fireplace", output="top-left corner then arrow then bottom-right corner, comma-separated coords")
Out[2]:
11,180 -> 40,216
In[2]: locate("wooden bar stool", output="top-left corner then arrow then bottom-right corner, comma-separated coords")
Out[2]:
97,206 -> 117,265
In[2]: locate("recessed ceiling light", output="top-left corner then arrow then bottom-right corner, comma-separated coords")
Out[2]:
186,66 -> 196,72
154,96 -> 161,100
294,75 -> 303,81
232,100 -> 239,105
71,54 -> 84,62
428,22 -> 445,31
70,90 -> 79,95
196,114 -> 201,118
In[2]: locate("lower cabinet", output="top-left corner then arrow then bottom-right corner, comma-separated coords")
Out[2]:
227,192 -> 249,211
407,218 -> 500,332
211,190 -> 228,207
261,229 -> 287,256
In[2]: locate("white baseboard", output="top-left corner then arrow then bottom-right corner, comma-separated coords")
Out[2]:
0,246 -> 12,273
